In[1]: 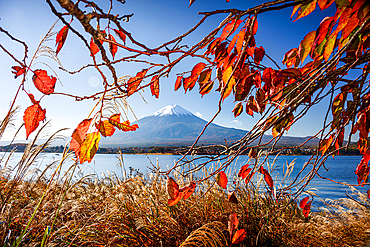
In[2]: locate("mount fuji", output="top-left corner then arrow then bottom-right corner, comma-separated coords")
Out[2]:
99,105 -> 318,147
100,105 -> 248,147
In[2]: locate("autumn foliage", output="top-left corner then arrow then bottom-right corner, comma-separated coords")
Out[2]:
2,0 -> 370,245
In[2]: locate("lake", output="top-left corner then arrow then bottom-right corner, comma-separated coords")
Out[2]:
0,152 -> 367,209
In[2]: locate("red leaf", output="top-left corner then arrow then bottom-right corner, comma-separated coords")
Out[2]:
32,69 -> 56,95
96,120 -> 116,137
108,34 -> 118,60
228,213 -> 239,237
260,166 -> 273,189
150,75 -> 160,99
70,119 -> 93,158
300,196 -> 309,209
238,164 -> 251,179
299,196 -> 312,217
367,189 -> 370,199
56,25 -> 69,55
23,102 -> 46,139
231,229 -> 246,244
221,19 -> 243,42
11,66 -> 25,79
254,46 -> 265,64
228,191 -> 239,203
174,76 -> 183,91
79,131 -> 101,164
232,102 -> 243,117
216,171 -> 227,189
108,114 -> 139,132
113,29 -> 126,44
355,154 -> 370,185
251,16 -> 258,35
90,38 -> 100,56
127,69 -> 148,96
179,181 -> 196,200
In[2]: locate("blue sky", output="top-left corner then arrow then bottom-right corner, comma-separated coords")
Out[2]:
0,0 -> 338,141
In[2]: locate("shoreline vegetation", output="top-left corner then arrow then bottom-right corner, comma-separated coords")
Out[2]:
1,145 -> 370,246
0,143 -> 361,156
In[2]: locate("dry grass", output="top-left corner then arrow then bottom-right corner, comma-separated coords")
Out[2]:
0,128 -> 370,246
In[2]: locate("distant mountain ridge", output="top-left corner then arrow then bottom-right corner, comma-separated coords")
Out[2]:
100,105 -> 319,148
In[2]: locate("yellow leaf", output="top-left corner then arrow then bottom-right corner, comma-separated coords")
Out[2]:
79,132 -> 101,164
222,66 -> 236,101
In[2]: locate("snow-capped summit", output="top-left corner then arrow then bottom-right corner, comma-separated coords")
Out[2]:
152,105 -> 193,117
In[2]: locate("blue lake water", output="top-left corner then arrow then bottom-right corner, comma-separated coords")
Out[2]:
0,152 -> 367,209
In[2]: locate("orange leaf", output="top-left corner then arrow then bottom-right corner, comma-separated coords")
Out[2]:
318,0 -> 334,10
166,177 -> 179,200
231,229 -> 246,244
32,69 -> 56,95
56,25 -> 69,55
108,34 -> 118,60
11,66 -> 25,79
179,181 -> 196,200
236,29 -> 246,55
228,213 -> 239,237
190,62 -> 207,81
341,13 -> 359,41
96,120 -> 115,137
109,114 -> 138,132
90,38 -> 100,56
23,103 -> 46,139
313,17 -> 334,48
198,69 -> 212,87
150,75 -> 159,99
199,80 -> 214,97
216,171 -> 227,189
183,76 -> 194,93
79,131 -> 101,164
254,46 -> 265,64
174,76 -> 183,91
324,32 -> 337,61
294,0 -> 317,22
222,66 -> 237,101
127,69 -> 148,96
70,119 -> 92,158
227,33 -> 239,54
168,194 -> 183,206
232,102 -> 243,117
298,31 -> 316,63
113,29 -> 126,44
228,191 -> 239,203
221,19 -> 243,42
